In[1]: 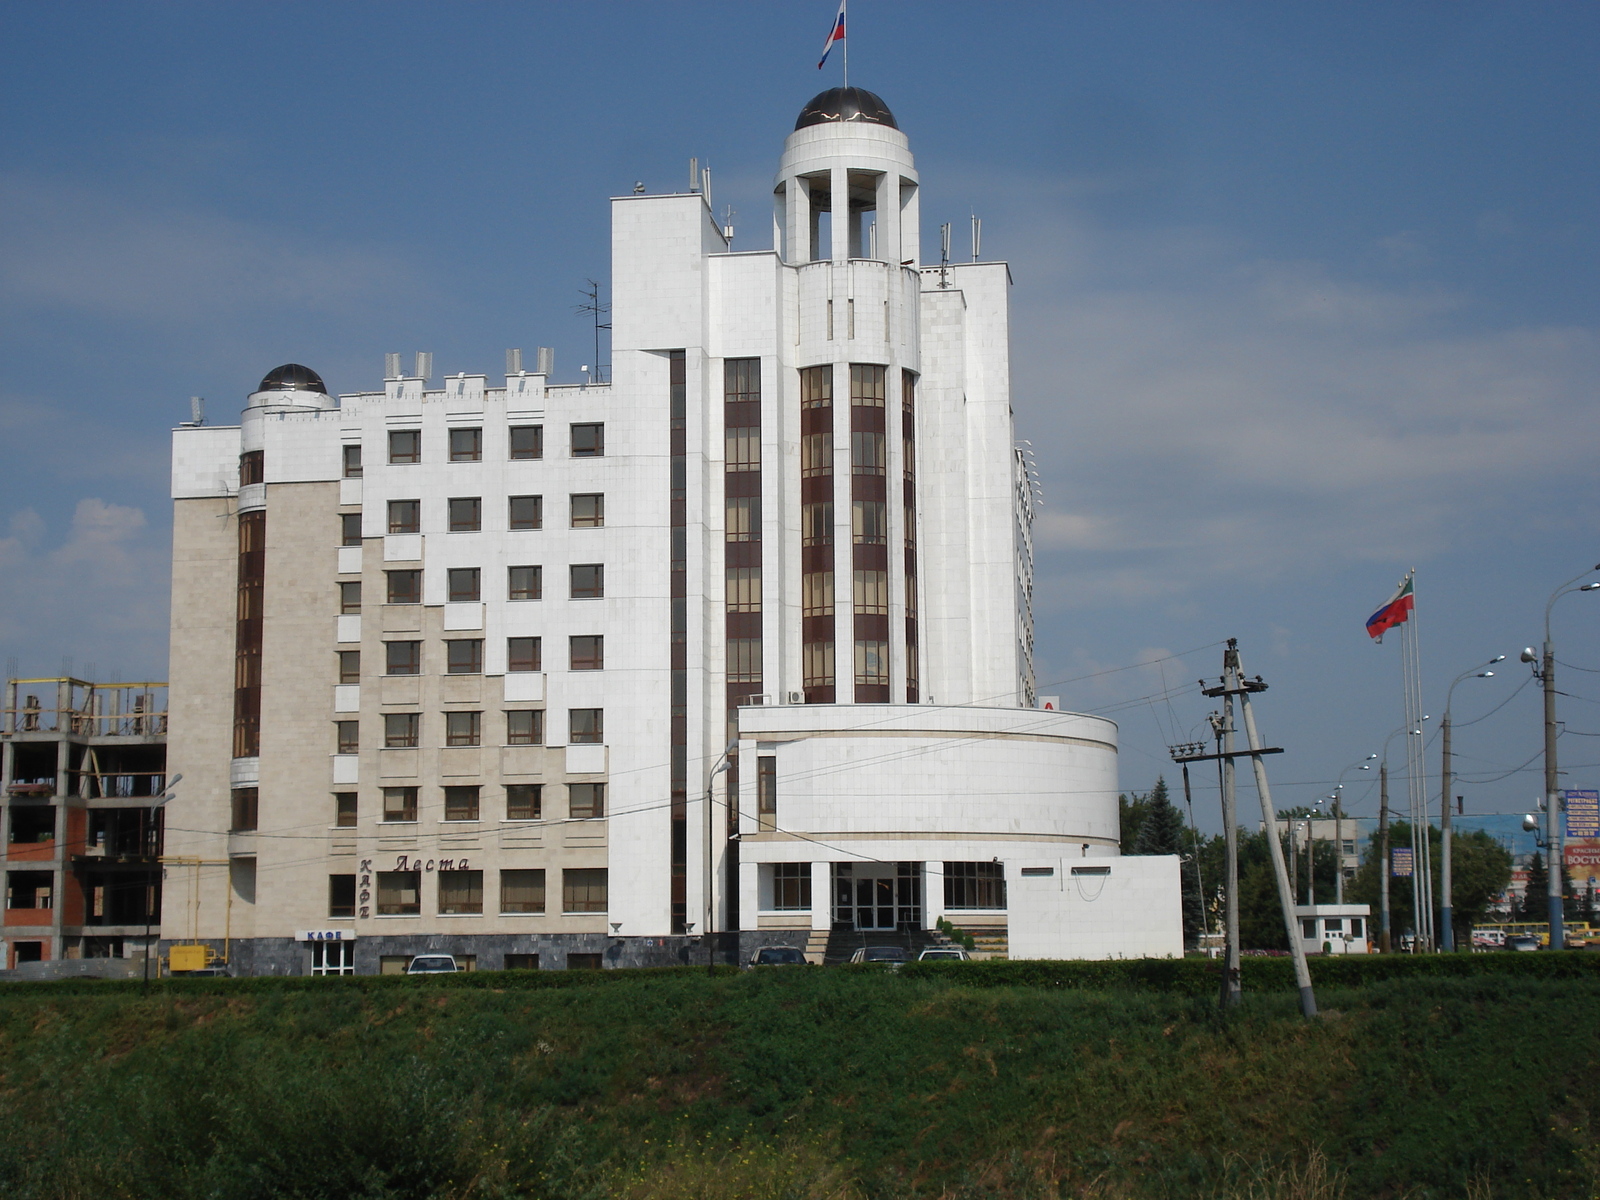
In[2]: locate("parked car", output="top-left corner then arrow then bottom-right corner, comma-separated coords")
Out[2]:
406,954 -> 460,974
1471,929 -> 1506,951
1506,934 -> 1540,952
917,947 -> 970,962
748,946 -> 808,967
848,946 -> 909,969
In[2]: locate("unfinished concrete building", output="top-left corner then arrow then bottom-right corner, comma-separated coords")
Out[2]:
0,678 -> 168,968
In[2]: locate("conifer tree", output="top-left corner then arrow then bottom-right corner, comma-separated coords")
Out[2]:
1130,777 -> 1204,944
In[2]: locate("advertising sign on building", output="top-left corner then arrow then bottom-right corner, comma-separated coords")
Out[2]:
1391,848 -> 1414,878
1565,789 -> 1600,886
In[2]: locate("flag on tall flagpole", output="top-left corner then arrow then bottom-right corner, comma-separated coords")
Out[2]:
818,1 -> 846,70
1365,573 -> 1415,643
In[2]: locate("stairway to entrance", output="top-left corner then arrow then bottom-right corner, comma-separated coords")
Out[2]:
822,927 -> 943,966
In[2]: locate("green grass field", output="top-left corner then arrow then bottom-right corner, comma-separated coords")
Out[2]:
0,967 -> 1594,1199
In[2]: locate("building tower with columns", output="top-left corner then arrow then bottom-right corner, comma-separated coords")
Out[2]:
164,87 -> 1180,974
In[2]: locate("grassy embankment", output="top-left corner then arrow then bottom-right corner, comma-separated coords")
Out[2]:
0,963 -> 1596,1199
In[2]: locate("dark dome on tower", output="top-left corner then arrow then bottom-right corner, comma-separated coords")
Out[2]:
257,363 -> 327,394
795,87 -> 898,131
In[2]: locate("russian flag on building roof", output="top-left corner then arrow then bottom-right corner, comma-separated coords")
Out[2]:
1366,573 -> 1415,643
818,2 -> 846,69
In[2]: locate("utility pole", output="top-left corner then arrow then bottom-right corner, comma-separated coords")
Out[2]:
1543,639 -> 1562,951
1219,695 -> 1241,1008
1440,712 -> 1454,952
1378,763 -> 1391,953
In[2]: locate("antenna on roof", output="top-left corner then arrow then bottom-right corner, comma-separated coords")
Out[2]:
971,213 -> 982,262
506,348 -> 523,375
722,204 -> 735,245
939,222 -> 952,289
574,281 -> 611,385
689,157 -> 699,193
702,166 -> 712,210
385,353 -> 401,380
188,397 -> 205,426
415,352 -> 432,382
536,347 -> 554,376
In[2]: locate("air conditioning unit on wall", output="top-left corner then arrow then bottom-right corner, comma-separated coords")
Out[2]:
787,691 -> 803,704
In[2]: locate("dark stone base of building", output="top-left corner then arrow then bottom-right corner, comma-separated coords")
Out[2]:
160,930 -> 814,976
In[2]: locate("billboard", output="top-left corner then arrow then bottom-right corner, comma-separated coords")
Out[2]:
1566,790 -> 1600,887
1391,848 -> 1414,878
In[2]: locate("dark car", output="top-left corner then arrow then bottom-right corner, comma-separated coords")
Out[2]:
748,946 -> 808,967
848,946 -> 909,969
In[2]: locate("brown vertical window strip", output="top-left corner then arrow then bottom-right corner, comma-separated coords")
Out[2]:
233,511 -> 265,757
902,370 -> 920,702
851,365 -> 891,703
239,450 -> 264,486
723,359 -> 760,934
799,365 -> 835,703
669,350 -> 688,933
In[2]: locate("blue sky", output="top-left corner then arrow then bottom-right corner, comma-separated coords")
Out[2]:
3,2 -> 1598,842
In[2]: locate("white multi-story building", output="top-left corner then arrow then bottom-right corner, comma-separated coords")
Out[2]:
165,87 -> 1181,974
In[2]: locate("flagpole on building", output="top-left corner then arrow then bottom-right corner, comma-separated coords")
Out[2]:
842,0 -> 848,87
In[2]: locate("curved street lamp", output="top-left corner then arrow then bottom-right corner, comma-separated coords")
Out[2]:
1438,658 -> 1503,951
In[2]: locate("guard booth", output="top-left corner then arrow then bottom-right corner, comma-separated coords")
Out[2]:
1295,904 -> 1371,955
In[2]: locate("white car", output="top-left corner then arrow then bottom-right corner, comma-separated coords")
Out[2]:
405,954 -> 459,974
917,947 -> 970,962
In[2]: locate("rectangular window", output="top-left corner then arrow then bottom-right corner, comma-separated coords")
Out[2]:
854,640 -> 889,687
382,786 -> 418,822
727,638 -> 762,684
388,430 -> 421,464
449,428 -> 482,462
341,513 -> 363,547
851,431 -> 885,475
850,363 -> 887,405
563,867 -> 608,912
336,721 -> 359,755
852,499 -> 888,545
568,782 -> 606,819
342,444 -> 363,478
387,499 -> 420,534
506,710 -> 544,745
446,639 -> 483,675
384,713 -> 419,749
800,364 -> 833,408
230,787 -> 259,832
329,874 -> 357,919
571,423 -> 605,457
508,637 -> 541,672
1350,918 -> 1365,939
339,581 -> 362,614
445,711 -> 482,747
944,862 -> 1007,910
501,868 -> 546,913
386,570 -> 421,605
385,641 -> 421,676
447,568 -> 481,602
506,783 -> 542,820
376,870 -> 421,914
570,493 -> 604,527
338,650 -> 360,683
569,635 -> 604,671
311,939 -> 355,974
239,450 -> 264,485
508,565 -> 542,600
444,785 -> 480,821
509,425 -> 543,460
772,862 -> 810,909
335,792 -> 357,828
448,497 -> 482,533
803,642 -> 836,689
853,570 -> 888,615
802,501 -> 833,547
570,563 -> 604,598
758,756 -> 778,822
801,432 -> 832,478
727,496 -> 760,542
504,953 -> 539,970
726,427 -> 760,471
726,566 -> 761,612
509,495 -> 543,530
802,571 -> 835,617
569,708 -> 603,744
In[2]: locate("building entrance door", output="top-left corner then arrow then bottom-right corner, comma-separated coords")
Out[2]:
833,863 -> 923,931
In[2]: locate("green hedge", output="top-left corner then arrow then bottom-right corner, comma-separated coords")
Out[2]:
899,950 -> 1600,991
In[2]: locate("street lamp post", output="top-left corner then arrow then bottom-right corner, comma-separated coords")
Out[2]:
1439,657 -> 1503,952
1528,566 -> 1600,952
1378,723 -> 1421,951
1331,757 -> 1376,905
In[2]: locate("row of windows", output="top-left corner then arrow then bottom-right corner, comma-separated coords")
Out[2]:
368,707 -> 600,748
337,564 -> 601,610
332,867 -> 607,917
377,493 -> 602,535
365,634 -> 600,678
354,781 -> 603,823
342,424 -> 599,475
757,862 -> 1006,911
798,640 -> 890,689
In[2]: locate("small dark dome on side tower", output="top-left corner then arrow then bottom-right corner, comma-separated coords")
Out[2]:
795,87 -> 898,131
257,363 -> 327,394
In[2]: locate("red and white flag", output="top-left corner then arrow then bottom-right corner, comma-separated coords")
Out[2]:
1365,573 -> 1415,643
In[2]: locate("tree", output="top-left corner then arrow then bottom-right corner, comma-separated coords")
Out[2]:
1126,777 -> 1204,945
1520,851 -> 1548,923
1118,789 -> 1150,851
1347,821 -> 1511,945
